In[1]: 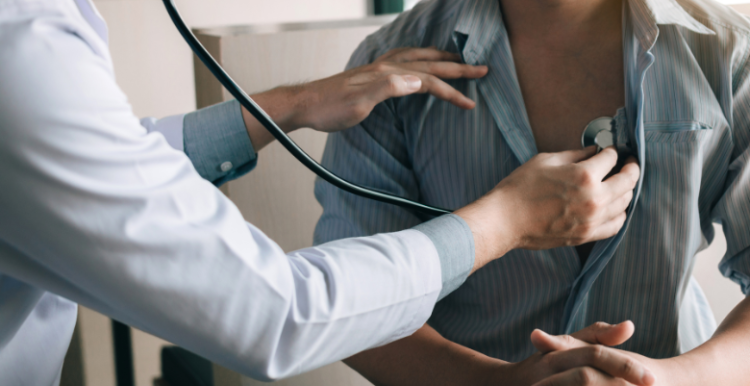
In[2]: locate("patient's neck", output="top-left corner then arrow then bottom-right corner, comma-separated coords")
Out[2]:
499,0 -> 623,52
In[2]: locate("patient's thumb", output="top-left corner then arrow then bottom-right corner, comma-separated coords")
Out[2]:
530,329 -> 567,354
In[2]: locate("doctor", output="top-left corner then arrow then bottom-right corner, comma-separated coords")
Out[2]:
0,0 -> 640,385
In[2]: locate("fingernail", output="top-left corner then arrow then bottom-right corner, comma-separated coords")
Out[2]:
403,75 -> 421,91
642,369 -> 656,385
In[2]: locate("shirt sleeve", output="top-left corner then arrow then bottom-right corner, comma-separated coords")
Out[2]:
141,100 -> 258,186
314,37 -> 474,301
0,14 -> 444,381
713,44 -> 750,296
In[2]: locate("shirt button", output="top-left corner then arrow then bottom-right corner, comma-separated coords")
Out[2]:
220,161 -> 233,173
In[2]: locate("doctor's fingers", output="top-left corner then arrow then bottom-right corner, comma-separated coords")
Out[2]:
575,147 -> 620,182
531,367 -> 635,386
376,46 -> 462,63
600,157 -> 640,201
544,147 -> 598,165
393,60 -> 488,79
367,72 -> 477,109
597,188 -> 633,226
586,212 -> 627,243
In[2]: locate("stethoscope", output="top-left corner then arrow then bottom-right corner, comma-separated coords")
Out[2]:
163,0 -> 615,217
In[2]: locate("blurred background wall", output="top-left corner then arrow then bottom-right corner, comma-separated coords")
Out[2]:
74,1 -> 750,386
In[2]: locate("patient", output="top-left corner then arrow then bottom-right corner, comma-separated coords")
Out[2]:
315,0 -> 750,384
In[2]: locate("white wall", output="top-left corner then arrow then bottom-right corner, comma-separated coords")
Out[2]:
80,2 -> 368,386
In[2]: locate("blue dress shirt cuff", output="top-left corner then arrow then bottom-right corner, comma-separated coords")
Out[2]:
414,214 -> 474,301
183,99 -> 257,186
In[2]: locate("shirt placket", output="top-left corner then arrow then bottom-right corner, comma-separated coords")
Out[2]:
561,16 -> 655,334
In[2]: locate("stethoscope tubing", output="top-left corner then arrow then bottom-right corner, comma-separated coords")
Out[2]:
163,0 -> 450,217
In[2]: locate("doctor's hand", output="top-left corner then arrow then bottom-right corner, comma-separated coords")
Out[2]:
490,321 -> 655,386
454,146 -> 639,273
241,47 -> 488,151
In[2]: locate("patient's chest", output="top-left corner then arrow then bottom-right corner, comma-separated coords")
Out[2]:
510,37 -> 625,153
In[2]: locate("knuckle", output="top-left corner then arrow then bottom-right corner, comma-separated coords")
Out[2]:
373,63 -> 390,73
576,222 -> 596,241
560,334 -> 576,347
588,345 -> 605,362
585,197 -> 603,214
576,168 -> 597,188
593,321 -> 610,331
384,74 -> 402,90
620,358 -> 636,375
576,367 -> 595,384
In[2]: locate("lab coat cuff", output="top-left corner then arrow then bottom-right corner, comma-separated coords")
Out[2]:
414,214 -> 474,301
183,99 -> 257,186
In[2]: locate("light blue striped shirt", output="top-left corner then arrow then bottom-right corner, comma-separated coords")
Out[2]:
314,0 -> 750,360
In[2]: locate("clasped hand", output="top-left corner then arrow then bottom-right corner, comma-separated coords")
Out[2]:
488,321 -> 657,386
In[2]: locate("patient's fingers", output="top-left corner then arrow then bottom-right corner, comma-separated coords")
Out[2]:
570,321 -> 635,347
531,330 -> 588,354
546,346 -> 655,386
531,366 -> 632,386
576,147 -> 619,181
530,322 -> 633,355
379,47 -> 462,63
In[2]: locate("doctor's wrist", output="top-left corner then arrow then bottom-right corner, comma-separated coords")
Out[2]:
241,86 -> 307,152
454,190 -> 517,274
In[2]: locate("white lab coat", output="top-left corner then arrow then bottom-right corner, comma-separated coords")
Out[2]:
0,0 -> 448,384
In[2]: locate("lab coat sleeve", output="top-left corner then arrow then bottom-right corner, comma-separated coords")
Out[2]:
0,13 -> 443,381
140,100 -> 258,186
713,41 -> 750,296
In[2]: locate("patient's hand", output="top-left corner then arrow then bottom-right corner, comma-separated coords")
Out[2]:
490,321 -> 655,386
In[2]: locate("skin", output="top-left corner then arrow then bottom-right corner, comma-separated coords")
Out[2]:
239,46 -> 640,274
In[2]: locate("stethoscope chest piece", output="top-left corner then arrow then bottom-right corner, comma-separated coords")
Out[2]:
581,117 -> 614,152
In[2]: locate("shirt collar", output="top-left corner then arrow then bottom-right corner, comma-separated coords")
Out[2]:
452,0 -> 714,62
628,0 -> 714,50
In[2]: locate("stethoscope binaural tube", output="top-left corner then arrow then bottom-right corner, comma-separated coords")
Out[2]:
163,0 -> 451,217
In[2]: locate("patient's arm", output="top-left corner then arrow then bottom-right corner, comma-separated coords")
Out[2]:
347,322 -> 654,386
346,324 -> 502,386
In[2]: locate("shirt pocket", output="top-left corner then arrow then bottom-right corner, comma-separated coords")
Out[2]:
637,122 -> 710,250
644,121 -> 712,143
